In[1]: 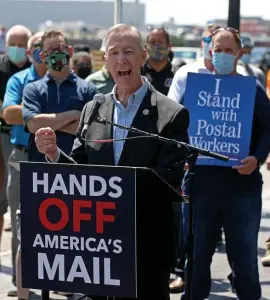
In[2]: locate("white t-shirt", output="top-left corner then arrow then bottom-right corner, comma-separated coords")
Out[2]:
167,58 -> 248,103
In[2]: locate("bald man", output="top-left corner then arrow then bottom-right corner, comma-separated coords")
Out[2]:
2,31 -> 47,298
0,24 -> 32,297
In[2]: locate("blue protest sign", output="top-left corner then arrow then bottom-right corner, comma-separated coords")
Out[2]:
20,162 -> 137,298
184,72 -> 256,166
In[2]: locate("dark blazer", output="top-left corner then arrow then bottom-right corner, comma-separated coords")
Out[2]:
56,83 -> 189,296
59,82 -> 190,189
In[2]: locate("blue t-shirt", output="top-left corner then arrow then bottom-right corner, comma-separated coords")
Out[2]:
2,65 -> 42,147
22,71 -> 98,162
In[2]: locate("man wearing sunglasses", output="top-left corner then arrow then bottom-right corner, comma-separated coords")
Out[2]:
22,29 -> 98,164
167,24 -> 223,294
168,24 -> 220,103
168,24 -> 248,104
181,27 -> 270,300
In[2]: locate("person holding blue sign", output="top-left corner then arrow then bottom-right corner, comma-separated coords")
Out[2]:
34,23 -> 190,300
168,23 -> 226,294
168,23 -> 248,104
180,27 -> 270,300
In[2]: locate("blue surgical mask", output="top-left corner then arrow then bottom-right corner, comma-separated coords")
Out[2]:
240,53 -> 251,65
212,52 -> 236,75
202,43 -> 211,60
7,46 -> 27,63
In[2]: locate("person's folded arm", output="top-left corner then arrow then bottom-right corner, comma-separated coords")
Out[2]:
53,104 -> 89,165
26,111 -> 80,134
22,82 -> 80,134
58,120 -> 80,136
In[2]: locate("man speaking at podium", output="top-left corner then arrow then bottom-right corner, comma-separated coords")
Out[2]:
34,24 -> 190,300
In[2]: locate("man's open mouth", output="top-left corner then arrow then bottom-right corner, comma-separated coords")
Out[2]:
118,70 -> 131,77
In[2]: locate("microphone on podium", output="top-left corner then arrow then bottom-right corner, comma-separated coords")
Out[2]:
80,94 -> 106,139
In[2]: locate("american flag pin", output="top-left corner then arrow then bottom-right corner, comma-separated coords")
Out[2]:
143,109 -> 149,115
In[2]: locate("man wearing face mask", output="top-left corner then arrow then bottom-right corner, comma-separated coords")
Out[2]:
1,31 -> 47,299
0,24 -> 31,297
71,51 -> 92,79
181,27 -> 270,300
168,24 -> 221,103
22,29 -> 98,164
167,24 -> 222,294
0,25 -> 32,113
142,28 -> 174,95
238,37 -> 265,87
168,24 -> 248,103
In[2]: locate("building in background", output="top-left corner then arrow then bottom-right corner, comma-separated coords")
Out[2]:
0,0 -> 146,31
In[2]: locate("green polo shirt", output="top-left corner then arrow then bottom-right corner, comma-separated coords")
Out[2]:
86,66 -> 115,94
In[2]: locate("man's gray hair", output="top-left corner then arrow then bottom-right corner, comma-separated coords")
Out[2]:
6,25 -> 32,43
27,31 -> 44,49
103,24 -> 144,54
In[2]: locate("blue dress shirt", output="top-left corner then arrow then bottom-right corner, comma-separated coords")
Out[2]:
111,77 -> 149,165
23,71 -> 98,161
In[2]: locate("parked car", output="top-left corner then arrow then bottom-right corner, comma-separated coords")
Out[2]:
250,47 -> 270,67
171,47 -> 201,64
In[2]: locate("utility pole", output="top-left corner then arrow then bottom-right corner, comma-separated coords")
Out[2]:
135,0 -> 139,29
227,0 -> 241,31
114,0 -> 123,25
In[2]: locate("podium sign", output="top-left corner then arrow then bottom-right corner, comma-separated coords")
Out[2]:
20,162 -> 137,298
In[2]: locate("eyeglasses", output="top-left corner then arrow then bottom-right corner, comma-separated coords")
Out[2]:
202,36 -> 212,44
212,27 -> 239,37
32,43 -> 41,49
211,27 -> 241,46
43,44 -> 68,56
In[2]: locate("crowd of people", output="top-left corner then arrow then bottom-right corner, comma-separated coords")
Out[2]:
0,21 -> 269,300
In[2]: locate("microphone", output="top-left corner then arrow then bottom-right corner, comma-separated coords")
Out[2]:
80,94 -> 106,139
96,117 -> 229,162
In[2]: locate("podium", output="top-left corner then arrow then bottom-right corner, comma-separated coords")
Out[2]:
19,162 -> 184,298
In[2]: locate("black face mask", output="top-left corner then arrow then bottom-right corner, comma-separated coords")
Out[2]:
77,67 -> 92,79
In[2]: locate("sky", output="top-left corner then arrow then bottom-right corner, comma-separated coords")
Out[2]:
139,0 -> 270,25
